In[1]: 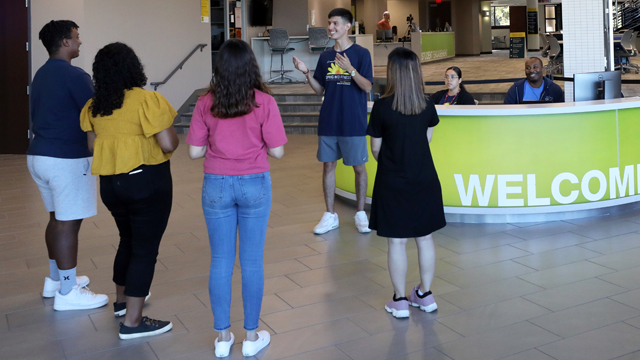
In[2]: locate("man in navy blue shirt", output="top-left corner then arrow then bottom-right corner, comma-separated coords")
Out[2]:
293,8 -> 374,235
27,20 -> 108,311
504,57 -> 564,104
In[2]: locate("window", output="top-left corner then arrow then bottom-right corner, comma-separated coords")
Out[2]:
491,6 -> 510,27
545,4 -> 562,32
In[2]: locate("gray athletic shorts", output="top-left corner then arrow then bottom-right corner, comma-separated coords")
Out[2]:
27,155 -> 97,221
317,136 -> 369,166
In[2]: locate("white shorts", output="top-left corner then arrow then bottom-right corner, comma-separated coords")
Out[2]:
27,155 -> 97,221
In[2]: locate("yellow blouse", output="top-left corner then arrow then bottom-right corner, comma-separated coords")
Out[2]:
80,88 -> 177,175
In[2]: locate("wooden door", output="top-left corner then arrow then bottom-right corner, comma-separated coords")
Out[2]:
0,0 -> 30,154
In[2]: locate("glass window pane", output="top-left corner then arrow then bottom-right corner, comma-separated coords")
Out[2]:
546,19 -> 556,32
545,6 -> 555,18
495,6 -> 510,26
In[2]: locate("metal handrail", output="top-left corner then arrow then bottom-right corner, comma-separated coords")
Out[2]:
150,43 -> 207,91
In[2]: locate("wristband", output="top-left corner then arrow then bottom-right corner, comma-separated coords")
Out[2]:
302,69 -> 310,75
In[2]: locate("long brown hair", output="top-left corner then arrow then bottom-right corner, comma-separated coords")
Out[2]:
209,39 -> 271,119
384,47 -> 426,115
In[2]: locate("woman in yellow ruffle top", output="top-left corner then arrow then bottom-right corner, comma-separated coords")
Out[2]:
80,42 -> 178,340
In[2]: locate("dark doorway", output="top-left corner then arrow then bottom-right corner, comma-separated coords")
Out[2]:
0,0 -> 30,154
428,1 -> 452,32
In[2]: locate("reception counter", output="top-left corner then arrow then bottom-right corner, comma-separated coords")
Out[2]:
335,98 -> 640,222
251,34 -> 374,81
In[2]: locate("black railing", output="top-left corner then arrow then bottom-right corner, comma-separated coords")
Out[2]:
150,44 -> 207,91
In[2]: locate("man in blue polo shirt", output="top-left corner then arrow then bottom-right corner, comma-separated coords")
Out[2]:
293,8 -> 373,235
504,57 -> 564,104
27,20 -> 108,311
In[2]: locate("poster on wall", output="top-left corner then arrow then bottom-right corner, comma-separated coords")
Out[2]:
235,7 -> 242,27
510,32 -> 526,58
201,0 -> 209,23
527,8 -> 538,34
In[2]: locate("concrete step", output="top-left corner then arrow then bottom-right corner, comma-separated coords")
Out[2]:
273,94 -> 323,102
281,112 -> 319,124
284,123 -> 318,135
278,102 -> 322,113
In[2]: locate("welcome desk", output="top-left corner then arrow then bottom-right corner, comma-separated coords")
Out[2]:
335,98 -> 640,223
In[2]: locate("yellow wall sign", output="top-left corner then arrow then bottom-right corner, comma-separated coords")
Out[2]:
509,32 -> 526,38
201,0 -> 209,23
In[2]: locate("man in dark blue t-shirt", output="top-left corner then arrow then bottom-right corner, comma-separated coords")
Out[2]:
27,20 -> 108,311
293,8 -> 373,235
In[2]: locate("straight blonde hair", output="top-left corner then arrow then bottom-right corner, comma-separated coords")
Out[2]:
383,47 -> 426,115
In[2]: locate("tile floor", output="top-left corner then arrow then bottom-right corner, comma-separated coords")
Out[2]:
4,133 -> 640,359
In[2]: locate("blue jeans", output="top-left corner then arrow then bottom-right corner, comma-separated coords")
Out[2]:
202,171 -> 271,331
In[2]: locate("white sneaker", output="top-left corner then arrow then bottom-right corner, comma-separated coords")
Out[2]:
53,285 -> 109,311
214,332 -> 235,358
42,276 -> 90,298
313,212 -> 339,234
242,330 -> 270,356
355,211 -> 371,233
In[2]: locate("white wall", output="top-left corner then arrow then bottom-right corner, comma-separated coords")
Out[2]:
480,1 -> 492,53
308,0 -> 350,28
363,0 -> 387,37
274,0 -> 308,36
387,0 -> 420,32
31,0 -> 211,110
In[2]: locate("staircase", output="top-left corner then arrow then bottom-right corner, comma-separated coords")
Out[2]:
173,91 -> 507,135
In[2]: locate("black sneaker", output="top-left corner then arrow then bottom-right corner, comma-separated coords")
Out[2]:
114,293 -> 151,317
119,316 -> 172,340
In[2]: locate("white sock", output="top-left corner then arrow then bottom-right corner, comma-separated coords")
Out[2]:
49,259 -> 60,281
58,267 -> 77,295
417,289 -> 425,296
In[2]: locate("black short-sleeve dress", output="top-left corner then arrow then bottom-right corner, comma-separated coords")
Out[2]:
366,96 -> 446,238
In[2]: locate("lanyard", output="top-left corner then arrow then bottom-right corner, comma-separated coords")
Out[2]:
444,88 -> 460,105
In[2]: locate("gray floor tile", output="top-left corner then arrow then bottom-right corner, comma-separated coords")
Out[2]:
538,323 -> 640,360
505,221 -> 582,240
437,232 -> 525,254
570,220 -> 640,240
435,297 -> 550,337
259,318 -> 369,360
68,343 -> 159,360
147,326 -> 218,360
437,260 -> 536,288
295,246 -> 387,269
611,289 -> 640,310
276,346 -> 352,360
499,349 -> 557,360
529,298 -> 640,338
512,246 -> 603,271
523,278 -> 627,311
0,291 -> 44,314
336,321 -> 462,360
286,260 -> 384,287
439,277 -> 543,310
264,260 -> 310,278
613,350 -> 640,360
435,321 -> 561,360
578,232 -> 640,254
438,223 -> 518,240
388,347 -> 453,360
276,275 -> 383,308
598,265 -> 640,290
441,245 -> 532,270
510,232 -> 593,253
589,247 -> 640,271
263,245 -> 319,264
261,295 -> 374,333
624,314 -> 640,329
517,260 -> 615,289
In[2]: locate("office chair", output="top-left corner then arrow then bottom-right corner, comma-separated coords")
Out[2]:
308,27 -> 330,53
267,28 -> 297,83
615,29 -> 638,74
540,33 -> 550,58
544,35 -> 563,75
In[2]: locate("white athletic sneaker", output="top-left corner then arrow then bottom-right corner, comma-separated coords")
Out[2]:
42,276 -> 90,298
242,330 -> 270,356
313,212 -> 339,234
53,285 -> 109,311
214,332 -> 235,358
354,211 -> 371,233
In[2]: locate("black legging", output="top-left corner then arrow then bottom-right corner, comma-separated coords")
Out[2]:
100,160 -> 172,297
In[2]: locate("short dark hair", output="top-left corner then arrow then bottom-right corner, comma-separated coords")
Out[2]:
38,20 -> 79,55
527,57 -> 544,67
328,8 -> 353,26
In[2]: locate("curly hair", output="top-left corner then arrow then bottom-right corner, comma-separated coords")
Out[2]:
90,42 -> 147,117
209,39 -> 271,119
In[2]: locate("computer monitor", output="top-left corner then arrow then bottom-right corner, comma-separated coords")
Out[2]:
376,29 -> 393,42
573,71 -> 622,102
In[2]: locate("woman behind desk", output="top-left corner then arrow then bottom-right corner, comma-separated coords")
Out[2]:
431,66 -> 475,105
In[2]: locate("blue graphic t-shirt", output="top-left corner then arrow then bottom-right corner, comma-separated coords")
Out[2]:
523,80 -> 544,101
313,44 -> 373,137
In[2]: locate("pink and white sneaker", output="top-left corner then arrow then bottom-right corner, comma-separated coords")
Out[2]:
409,285 -> 438,312
384,295 -> 410,318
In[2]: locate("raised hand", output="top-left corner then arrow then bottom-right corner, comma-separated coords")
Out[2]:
293,56 -> 308,73
334,53 -> 353,73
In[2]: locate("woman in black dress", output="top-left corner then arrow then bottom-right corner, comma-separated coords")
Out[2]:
367,47 -> 446,319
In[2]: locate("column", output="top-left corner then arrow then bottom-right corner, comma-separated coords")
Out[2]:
527,0 -> 539,51
561,0 -> 606,101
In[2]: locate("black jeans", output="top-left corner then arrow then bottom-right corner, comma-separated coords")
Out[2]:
100,161 -> 172,297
